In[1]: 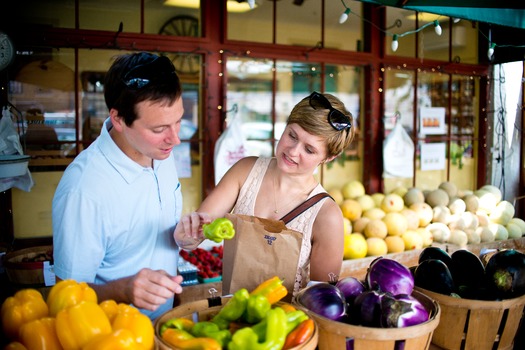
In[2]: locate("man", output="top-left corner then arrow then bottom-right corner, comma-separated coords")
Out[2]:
53,52 -> 184,319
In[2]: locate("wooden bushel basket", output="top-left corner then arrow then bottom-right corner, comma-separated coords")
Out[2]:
293,290 -> 440,350
3,245 -> 54,299
416,287 -> 525,350
154,296 -> 318,350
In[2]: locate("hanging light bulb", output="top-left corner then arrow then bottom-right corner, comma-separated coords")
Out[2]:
453,18 -> 461,24
339,7 -> 351,24
247,0 -> 255,9
433,20 -> 442,36
391,34 -> 399,52
487,43 -> 496,60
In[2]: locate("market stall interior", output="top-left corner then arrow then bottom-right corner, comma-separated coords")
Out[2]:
0,0 -> 524,349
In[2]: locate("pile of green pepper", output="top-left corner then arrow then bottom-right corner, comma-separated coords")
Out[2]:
160,279 -> 314,350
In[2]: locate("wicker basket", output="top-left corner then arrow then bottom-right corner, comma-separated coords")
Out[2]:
154,296 -> 318,350
293,290 -> 440,350
416,287 -> 525,350
3,245 -> 54,299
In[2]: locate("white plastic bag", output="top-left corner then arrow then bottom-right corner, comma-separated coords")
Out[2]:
214,111 -> 247,185
0,107 -> 34,192
383,121 -> 414,178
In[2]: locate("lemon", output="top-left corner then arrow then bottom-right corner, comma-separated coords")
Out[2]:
343,233 -> 367,260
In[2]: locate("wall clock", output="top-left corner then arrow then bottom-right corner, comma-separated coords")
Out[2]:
159,15 -> 201,75
0,32 -> 15,72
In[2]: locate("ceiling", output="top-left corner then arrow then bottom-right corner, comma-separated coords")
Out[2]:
354,0 -> 525,29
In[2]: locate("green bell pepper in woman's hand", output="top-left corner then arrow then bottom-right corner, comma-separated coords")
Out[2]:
203,218 -> 236,243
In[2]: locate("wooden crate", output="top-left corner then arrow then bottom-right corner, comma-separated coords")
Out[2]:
294,290 -> 440,350
416,288 -> 525,350
154,297 -> 318,350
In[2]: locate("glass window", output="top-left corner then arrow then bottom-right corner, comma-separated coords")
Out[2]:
276,1 -> 321,47
326,1 -> 363,51
228,1 -> 273,43
383,69 -> 479,193
149,3 -> 201,37
9,0 -> 75,29
79,0 -> 141,32
9,48 -> 77,167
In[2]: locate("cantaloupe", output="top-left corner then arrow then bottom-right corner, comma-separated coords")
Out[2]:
403,187 -> 425,207
364,219 -> 388,239
448,230 -> 468,247
409,202 -> 434,227
352,217 -> 370,233
371,193 -> 385,208
401,230 -> 423,250
425,189 -> 450,208
401,208 -> 420,230
416,227 -> 433,247
342,180 -> 366,199
340,199 -> 362,221
366,237 -> 388,256
356,194 -> 376,212
438,181 -> 458,198
382,212 -> 408,236
362,208 -> 386,220
385,236 -> 405,253
463,194 -> 479,213
381,193 -> 404,213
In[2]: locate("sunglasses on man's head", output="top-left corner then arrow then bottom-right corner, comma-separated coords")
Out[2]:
308,91 -> 352,133
122,56 -> 177,89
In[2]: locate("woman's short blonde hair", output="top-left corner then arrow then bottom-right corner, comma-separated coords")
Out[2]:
287,92 -> 355,160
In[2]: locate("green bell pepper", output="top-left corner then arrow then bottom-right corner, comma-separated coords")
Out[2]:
251,308 -> 309,342
243,294 -> 271,324
212,288 -> 249,329
227,306 -> 287,350
203,218 -> 236,243
160,317 -> 195,336
191,321 -> 232,348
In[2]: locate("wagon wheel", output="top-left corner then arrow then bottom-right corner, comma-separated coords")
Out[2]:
159,15 -> 201,75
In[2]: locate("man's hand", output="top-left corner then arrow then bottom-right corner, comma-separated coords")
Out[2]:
125,268 -> 183,311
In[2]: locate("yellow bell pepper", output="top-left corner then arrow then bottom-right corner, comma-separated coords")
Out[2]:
18,317 -> 63,350
1,289 -> 49,340
111,304 -> 155,350
82,329 -> 146,350
55,301 -> 112,350
47,279 -> 98,317
4,342 -> 29,350
99,299 -> 119,323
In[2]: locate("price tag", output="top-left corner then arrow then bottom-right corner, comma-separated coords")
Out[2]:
43,261 -> 56,286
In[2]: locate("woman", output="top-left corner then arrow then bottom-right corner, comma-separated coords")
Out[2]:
175,91 -> 355,294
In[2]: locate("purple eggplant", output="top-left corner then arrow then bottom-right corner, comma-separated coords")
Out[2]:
335,277 -> 366,305
296,282 -> 347,321
366,257 -> 415,295
380,293 -> 430,328
352,289 -> 385,327
485,249 -> 525,299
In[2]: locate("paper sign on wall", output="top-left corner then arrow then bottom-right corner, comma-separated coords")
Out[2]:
419,107 -> 446,135
420,142 -> 446,171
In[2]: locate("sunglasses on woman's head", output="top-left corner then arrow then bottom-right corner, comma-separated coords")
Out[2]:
308,91 -> 352,133
122,56 -> 177,89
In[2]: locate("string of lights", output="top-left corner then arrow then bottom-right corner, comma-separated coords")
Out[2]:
338,0 -> 525,59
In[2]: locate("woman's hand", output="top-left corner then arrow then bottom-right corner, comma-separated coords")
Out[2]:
173,212 -> 211,250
